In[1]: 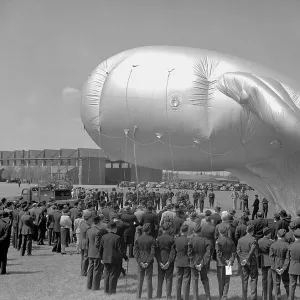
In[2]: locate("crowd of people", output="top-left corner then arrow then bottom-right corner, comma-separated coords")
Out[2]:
0,187 -> 300,300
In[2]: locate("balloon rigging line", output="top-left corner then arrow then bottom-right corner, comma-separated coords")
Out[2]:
133,126 -> 139,203
165,69 -> 176,172
98,130 -> 102,185
123,131 -> 128,181
88,148 -> 91,185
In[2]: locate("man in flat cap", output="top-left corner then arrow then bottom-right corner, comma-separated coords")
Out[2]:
174,224 -> 191,300
183,212 -> 198,237
79,211 -> 92,276
188,223 -> 211,300
288,228 -> 300,300
269,229 -> 290,299
134,223 -> 156,299
237,224 -> 259,300
155,222 -> 175,299
215,212 -> 232,241
100,221 -> 128,295
258,227 -> 274,300
215,225 -> 236,300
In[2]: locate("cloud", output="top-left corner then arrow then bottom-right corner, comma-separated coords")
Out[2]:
61,87 -> 81,103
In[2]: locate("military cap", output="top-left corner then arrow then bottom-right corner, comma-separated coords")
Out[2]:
289,221 -> 297,230
263,227 -> 272,236
76,211 -> 83,218
93,215 -> 101,223
228,215 -> 234,221
243,210 -> 250,216
108,221 -> 117,230
219,225 -> 229,235
286,214 -> 292,222
142,223 -> 151,232
294,229 -> 300,238
279,210 -> 287,218
205,210 -> 212,216
180,224 -> 189,233
62,208 -> 69,214
190,212 -> 197,219
83,211 -> 92,220
125,206 -> 131,212
277,229 -> 286,237
194,223 -> 202,233
162,222 -> 171,231
228,209 -> 236,215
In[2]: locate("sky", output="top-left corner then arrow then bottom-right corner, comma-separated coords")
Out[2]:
1,0 -> 300,151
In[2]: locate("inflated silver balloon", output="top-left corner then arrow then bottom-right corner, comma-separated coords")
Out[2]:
81,46 -> 300,216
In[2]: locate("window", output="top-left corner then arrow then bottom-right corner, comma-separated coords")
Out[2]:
113,163 -> 119,168
106,163 -> 112,168
121,163 -> 128,168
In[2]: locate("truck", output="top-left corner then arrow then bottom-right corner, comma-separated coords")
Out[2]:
20,185 -> 73,204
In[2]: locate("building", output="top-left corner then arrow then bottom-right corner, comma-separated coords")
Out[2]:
0,148 -> 162,185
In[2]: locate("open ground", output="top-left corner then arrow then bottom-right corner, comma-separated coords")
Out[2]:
0,183 -> 298,300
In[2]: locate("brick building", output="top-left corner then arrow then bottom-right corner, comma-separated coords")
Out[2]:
0,148 -> 162,185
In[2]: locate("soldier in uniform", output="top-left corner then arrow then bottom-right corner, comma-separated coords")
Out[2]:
174,224 -> 191,300
134,223 -> 156,300
86,215 -> 105,290
188,223 -> 211,300
117,189 -> 124,209
11,204 -> 19,249
100,221 -> 128,295
269,229 -> 290,299
155,222 -> 175,299
19,207 -> 34,256
258,227 -> 274,300
237,224 -> 259,300
192,189 -> 199,210
208,190 -> 215,208
79,211 -> 92,276
287,228 -> 300,300
155,189 -> 161,211
199,189 -> 205,213
262,198 -> 269,219
215,225 -> 236,300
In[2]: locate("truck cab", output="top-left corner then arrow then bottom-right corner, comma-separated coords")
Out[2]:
21,186 -> 54,203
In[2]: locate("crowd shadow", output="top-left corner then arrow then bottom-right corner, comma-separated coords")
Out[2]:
8,270 -> 43,275
33,253 -> 55,257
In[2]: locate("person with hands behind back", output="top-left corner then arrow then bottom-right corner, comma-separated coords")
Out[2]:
269,229 -> 290,300
188,223 -> 212,300
155,222 -> 176,300
215,225 -> 236,300
237,224 -> 259,300
134,223 -> 156,300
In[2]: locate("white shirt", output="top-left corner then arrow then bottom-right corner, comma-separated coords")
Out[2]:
60,215 -> 72,229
